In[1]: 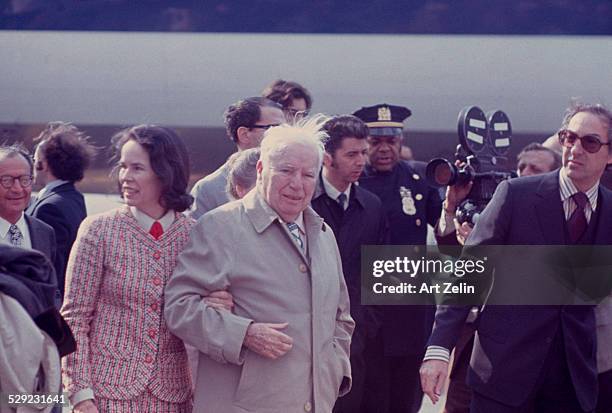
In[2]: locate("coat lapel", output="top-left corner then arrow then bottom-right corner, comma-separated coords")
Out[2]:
534,171 -> 566,245
25,215 -> 42,251
594,186 -> 612,245
243,190 -> 307,262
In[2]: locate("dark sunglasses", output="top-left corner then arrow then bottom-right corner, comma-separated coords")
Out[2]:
558,129 -> 611,154
250,123 -> 280,130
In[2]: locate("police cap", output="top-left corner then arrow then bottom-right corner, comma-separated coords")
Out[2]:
352,103 -> 412,136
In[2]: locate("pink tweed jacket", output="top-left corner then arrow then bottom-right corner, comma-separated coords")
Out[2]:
61,206 -> 195,404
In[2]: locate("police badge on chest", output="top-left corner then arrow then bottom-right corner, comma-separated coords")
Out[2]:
399,186 -> 416,215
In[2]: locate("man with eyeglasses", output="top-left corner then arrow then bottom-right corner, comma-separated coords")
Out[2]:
0,144 -> 58,304
421,102 -> 612,413
190,97 -> 285,219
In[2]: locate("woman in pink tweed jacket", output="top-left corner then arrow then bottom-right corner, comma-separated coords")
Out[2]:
61,125 -> 229,413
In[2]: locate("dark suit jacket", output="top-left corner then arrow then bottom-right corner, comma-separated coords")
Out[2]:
428,170 -> 612,411
25,213 -> 59,306
311,181 -> 387,352
27,182 -> 86,298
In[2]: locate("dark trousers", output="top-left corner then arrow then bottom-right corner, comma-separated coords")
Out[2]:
596,369 -> 612,413
360,333 -> 423,413
444,324 -> 476,413
470,331 -> 590,413
334,322 -> 368,413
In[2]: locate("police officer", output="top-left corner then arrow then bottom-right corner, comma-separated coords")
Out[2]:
354,104 -> 442,413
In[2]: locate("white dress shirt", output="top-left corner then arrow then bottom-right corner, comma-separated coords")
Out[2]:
0,213 -> 32,249
321,175 -> 352,210
130,207 -> 175,233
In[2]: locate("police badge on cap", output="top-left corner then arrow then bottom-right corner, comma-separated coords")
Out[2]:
353,104 -> 412,136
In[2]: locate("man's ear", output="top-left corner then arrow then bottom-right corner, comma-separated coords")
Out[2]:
322,152 -> 333,168
236,126 -> 250,147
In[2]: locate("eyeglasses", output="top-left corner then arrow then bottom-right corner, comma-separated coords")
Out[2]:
285,108 -> 309,119
250,123 -> 280,130
558,129 -> 611,154
0,175 -> 33,189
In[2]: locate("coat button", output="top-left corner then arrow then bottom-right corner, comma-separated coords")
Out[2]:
150,302 -> 158,311
415,218 -> 422,226
152,277 -> 161,286
299,264 -> 307,273
153,251 -> 161,260
304,401 -> 312,412
415,193 -> 423,201
412,173 -> 420,180
145,354 -> 153,363
148,329 -> 156,339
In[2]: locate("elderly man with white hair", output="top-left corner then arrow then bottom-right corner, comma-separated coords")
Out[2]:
165,116 -> 354,413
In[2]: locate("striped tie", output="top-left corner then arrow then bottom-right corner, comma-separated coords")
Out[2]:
286,222 -> 304,251
8,224 -> 23,247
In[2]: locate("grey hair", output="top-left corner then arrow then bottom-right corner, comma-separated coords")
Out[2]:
259,113 -> 329,172
226,148 -> 261,200
560,101 -> 612,153
0,143 -> 33,174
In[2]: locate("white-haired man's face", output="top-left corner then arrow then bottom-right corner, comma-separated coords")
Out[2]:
257,143 -> 318,222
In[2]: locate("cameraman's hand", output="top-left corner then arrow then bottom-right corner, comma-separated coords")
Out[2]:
444,181 -> 472,212
443,161 -> 473,213
454,218 -> 473,245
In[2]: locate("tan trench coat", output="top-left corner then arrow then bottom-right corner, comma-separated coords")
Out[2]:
165,189 -> 354,413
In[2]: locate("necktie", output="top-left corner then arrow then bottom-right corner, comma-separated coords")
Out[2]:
8,224 -> 23,247
337,193 -> 347,210
149,221 -> 163,240
568,192 -> 588,243
286,222 -> 304,251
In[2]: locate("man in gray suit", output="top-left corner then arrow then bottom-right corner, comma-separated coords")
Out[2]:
0,144 -> 57,304
189,97 -> 285,219
165,116 -> 354,413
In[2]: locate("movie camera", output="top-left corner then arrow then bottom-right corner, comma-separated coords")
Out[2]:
426,106 -> 517,225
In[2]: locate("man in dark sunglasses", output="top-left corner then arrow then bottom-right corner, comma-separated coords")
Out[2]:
422,102 -> 612,413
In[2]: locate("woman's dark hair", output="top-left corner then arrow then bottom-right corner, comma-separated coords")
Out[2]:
111,125 -> 193,212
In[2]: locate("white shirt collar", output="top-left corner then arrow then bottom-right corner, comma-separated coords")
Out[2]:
558,167 -> 599,208
0,213 -> 30,247
277,211 -> 305,234
321,175 -> 352,204
37,179 -> 70,199
130,207 -> 175,232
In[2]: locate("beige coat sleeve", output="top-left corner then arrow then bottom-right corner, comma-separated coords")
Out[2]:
164,215 -> 253,366
0,293 -> 60,413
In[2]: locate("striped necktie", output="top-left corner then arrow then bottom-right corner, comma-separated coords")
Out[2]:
8,224 -> 23,247
286,222 -> 304,251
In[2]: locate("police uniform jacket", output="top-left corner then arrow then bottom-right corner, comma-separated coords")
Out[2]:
359,160 -> 442,356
